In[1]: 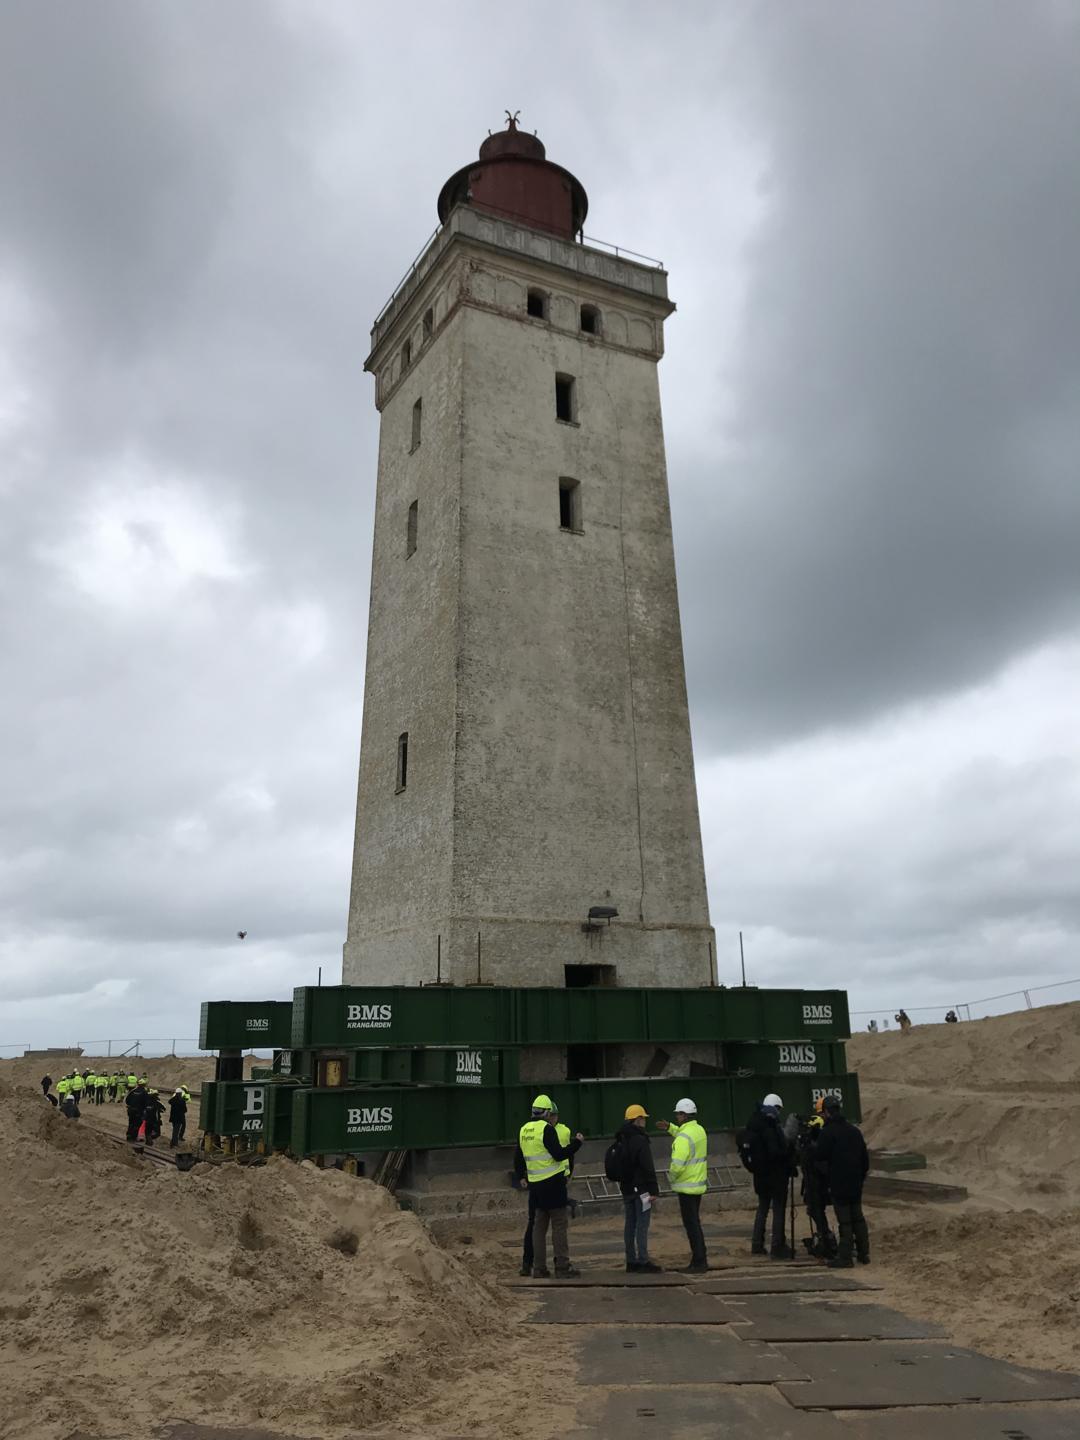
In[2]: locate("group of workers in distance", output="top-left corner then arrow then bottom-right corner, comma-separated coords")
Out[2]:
513,1088 -> 870,1276
512,1093 -> 712,1278
40,1069 -> 192,1148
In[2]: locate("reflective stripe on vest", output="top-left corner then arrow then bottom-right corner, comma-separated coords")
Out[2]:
669,1120 -> 708,1194
519,1120 -> 563,1183
555,1122 -> 572,1177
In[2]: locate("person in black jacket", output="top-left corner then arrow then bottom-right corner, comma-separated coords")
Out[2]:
168,1089 -> 188,1148
125,1082 -> 148,1142
615,1104 -> 662,1273
143,1089 -> 165,1145
814,1094 -> 870,1267
745,1092 -> 795,1258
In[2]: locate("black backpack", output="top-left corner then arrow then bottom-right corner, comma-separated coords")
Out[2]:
734,1127 -> 755,1174
604,1134 -> 630,1184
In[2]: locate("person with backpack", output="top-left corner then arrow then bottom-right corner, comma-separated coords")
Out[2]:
607,1104 -> 662,1273
515,1094 -> 584,1278
656,1098 -> 709,1273
813,1093 -> 870,1268
742,1091 -> 795,1258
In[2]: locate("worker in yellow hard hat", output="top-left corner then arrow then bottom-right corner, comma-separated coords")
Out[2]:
514,1094 -> 584,1279
608,1103 -> 662,1273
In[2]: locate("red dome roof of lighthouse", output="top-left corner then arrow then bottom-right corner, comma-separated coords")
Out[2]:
437,113 -> 588,241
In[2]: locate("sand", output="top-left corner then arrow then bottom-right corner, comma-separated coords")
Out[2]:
3,1005 -> 1079,1436
0,1073 -> 574,1440
846,1001 -> 1080,1371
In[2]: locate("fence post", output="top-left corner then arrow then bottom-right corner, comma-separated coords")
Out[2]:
1023,991 -> 1032,1009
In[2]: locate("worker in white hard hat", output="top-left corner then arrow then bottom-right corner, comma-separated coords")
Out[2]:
742,1091 -> 795,1258
656,1098 -> 709,1273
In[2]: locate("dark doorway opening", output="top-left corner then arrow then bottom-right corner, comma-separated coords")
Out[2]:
566,1043 -> 623,1080
564,963 -> 617,987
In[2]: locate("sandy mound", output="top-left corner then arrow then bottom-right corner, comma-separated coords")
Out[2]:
850,1001 -> 1080,1194
850,1002 -> 1080,1370
0,1080 -> 534,1440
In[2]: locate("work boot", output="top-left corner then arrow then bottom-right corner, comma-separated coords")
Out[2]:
554,1266 -> 580,1279
625,1261 -> 643,1272
679,1262 -> 709,1274
531,1268 -> 551,1279
857,1254 -> 871,1265
637,1261 -> 663,1273
518,1265 -> 531,1277
770,1244 -> 795,1259
828,1256 -> 854,1269
750,1244 -> 767,1256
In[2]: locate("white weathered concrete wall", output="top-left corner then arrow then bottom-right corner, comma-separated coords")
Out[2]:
343,218 -> 714,991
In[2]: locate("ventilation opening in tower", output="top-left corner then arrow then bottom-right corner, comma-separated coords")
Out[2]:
564,963 -> 617,987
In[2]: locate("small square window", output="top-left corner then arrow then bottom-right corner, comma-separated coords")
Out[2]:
410,397 -> 422,451
406,499 -> 418,558
527,289 -> 549,320
422,308 -> 434,340
396,732 -> 409,793
555,373 -> 576,424
580,304 -> 600,335
559,477 -> 582,532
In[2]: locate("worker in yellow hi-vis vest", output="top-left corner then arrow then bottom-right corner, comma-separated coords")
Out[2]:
657,1097 -> 709,1273
515,1095 -> 583,1279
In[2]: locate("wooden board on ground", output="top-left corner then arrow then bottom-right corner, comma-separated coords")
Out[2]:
570,1384 -> 846,1439
696,1272 -> 881,1295
776,1342 -> 1080,1409
575,1325 -> 810,1385
525,1287 -> 734,1325
724,1295 -> 942,1341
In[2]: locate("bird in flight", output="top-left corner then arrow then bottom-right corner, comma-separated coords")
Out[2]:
236,930 -> 248,940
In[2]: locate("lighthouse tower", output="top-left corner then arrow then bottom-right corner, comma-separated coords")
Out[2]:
343,118 -> 714,995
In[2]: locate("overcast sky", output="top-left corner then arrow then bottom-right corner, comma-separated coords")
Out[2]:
2,2 -> 1079,1052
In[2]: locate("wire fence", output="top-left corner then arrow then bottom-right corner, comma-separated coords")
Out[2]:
5,977 -> 1078,1055
0,1038 -> 270,1059
851,975 -> 1080,1030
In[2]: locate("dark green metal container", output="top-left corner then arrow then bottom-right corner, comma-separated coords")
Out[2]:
723,1040 -> 848,1076
199,1000 -> 294,1051
290,986 -> 516,1049
289,984 -> 852,1049
730,1072 -> 860,1125
348,1046 -> 519,1087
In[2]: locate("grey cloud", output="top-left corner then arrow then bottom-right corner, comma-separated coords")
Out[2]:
1,2 -> 1077,1044
674,0 -> 1080,751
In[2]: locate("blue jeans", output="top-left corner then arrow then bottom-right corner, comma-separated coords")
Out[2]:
623,1194 -> 651,1264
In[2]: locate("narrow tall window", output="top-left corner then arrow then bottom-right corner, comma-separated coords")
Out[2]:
410,397 -> 422,451
555,373 -> 576,423
422,307 -> 434,340
396,732 -> 409,792
406,499 -> 418,557
527,288 -> 549,319
580,304 -> 600,335
401,338 -> 412,372
559,477 -> 582,532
